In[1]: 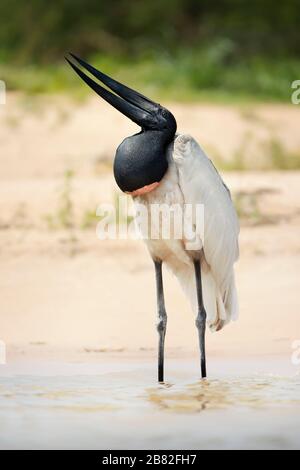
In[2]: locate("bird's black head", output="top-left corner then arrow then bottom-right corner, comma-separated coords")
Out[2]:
66,53 -> 177,194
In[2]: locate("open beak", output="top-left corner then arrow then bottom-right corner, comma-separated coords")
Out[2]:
65,53 -> 161,129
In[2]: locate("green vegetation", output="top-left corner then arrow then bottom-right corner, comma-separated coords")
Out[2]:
234,191 -> 263,226
0,1 -> 299,101
44,171 -> 133,232
1,51 -> 300,102
233,189 -> 280,226
213,136 -> 300,171
51,169 -> 75,230
264,139 -> 300,170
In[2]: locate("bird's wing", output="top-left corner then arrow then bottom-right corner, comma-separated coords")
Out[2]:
171,134 -> 239,327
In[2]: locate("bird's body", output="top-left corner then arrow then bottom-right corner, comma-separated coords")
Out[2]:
66,53 -> 240,381
134,133 -> 239,332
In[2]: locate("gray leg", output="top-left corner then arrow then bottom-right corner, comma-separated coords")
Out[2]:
154,260 -> 167,382
194,259 -> 207,378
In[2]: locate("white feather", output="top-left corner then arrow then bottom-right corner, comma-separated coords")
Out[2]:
134,133 -> 239,332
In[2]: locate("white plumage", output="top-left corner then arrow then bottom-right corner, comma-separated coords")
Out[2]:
134,134 -> 239,332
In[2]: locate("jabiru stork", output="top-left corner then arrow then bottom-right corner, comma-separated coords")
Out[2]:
66,53 -> 239,382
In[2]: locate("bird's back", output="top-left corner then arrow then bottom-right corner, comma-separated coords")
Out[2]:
134,134 -> 239,331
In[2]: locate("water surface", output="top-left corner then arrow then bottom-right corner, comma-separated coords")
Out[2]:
0,357 -> 299,449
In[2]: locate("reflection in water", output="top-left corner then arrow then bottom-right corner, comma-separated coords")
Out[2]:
0,367 -> 300,449
1,373 -> 299,414
146,376 -> 300,413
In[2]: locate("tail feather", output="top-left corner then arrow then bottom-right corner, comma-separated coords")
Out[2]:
170,263 -> 238,332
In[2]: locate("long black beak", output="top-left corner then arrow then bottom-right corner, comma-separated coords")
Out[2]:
65,53 -> 160,129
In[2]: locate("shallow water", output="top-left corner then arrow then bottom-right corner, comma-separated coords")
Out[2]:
0,357 -> 300,449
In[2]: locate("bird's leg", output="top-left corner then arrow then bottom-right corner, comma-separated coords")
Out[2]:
194,259 -> 207,378
154,260 -> 167,383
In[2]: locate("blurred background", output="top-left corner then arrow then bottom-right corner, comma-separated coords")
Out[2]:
1,0 -> 300,100
1,0 -> 300,451
0,0 -> 299,358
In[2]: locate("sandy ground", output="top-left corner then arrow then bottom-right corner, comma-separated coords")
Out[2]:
0,95 -> 300,449
1,94 -> 300,179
